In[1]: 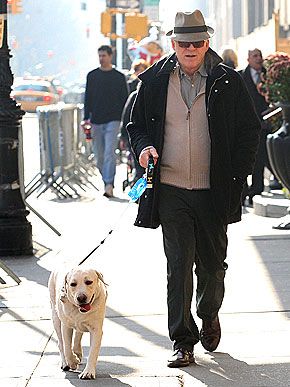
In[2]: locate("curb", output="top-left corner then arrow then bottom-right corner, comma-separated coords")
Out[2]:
253,191 -> 289,217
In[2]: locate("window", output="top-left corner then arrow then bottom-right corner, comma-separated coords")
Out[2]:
268,0 -> 275,20
233,0 -> 242,38
14,84 -> 50,92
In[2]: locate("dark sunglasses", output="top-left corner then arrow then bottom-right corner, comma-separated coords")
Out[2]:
177,40 -> 205,48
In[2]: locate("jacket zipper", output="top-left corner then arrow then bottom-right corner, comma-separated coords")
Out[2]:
186,109 -> 191,181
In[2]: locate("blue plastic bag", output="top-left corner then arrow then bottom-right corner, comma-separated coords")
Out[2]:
128,176 -> 147,202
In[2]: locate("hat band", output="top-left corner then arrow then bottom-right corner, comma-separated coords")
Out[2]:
173,26 -> 207,33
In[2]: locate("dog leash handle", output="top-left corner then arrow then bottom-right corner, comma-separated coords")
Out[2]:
146,155 -> 154,189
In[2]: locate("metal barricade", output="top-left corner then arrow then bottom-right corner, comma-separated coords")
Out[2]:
25,103 -> 99,199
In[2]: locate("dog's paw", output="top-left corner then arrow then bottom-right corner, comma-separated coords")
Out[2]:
67,354 -> 80,370
79,367 -> 96,379
61,358 -> 69,371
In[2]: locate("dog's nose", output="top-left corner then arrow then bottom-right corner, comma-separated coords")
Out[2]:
77,294 -> 87,304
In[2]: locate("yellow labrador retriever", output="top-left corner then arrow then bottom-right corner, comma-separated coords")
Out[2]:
48,267 -> 107,379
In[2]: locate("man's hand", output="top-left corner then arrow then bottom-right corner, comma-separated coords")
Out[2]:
139,146 -> 159,168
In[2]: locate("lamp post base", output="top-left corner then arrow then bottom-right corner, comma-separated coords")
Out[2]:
0,220 -> 33,256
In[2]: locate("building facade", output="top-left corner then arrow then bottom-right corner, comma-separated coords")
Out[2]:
207,0 -> 290,68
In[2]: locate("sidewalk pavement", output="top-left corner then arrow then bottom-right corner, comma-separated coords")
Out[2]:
1,170 -> 290,387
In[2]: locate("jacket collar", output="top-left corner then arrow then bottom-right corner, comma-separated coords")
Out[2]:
204,48 -> 223,74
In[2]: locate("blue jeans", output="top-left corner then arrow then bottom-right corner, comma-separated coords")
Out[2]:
91,121 -> 120,186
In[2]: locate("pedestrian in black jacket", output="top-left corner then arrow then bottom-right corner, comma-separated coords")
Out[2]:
127,10 -> 261,367
82,45 -> 128,197
240,48 -> 273,204
119,60 -> 150,183
119,90 -> 144,182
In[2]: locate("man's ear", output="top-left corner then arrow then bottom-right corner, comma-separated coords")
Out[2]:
171,39 -> 176,51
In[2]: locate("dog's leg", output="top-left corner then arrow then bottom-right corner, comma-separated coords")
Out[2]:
51,309 -> 67,370
49,274 -> 68,369
79,321 -> 103,379
73,331 -> 83,362
61,325 -> 80,370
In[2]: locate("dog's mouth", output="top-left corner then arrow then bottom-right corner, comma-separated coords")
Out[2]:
79,295 -> 94,313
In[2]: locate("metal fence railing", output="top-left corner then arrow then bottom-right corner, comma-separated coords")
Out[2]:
25,103 -> 99,199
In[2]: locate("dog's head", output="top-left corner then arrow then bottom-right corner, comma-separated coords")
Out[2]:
62,268 -> 106,313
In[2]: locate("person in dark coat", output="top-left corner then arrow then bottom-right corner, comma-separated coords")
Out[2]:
119,90 -> 144,182
127,10 -> 261,368
119,60 -> 150,182
240,48 -> 273,204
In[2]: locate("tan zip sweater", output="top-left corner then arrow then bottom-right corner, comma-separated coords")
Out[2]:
160,70 -> 211,189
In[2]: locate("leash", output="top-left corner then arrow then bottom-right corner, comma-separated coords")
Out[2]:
77,201 -> 131,266
78,156 -> 154,266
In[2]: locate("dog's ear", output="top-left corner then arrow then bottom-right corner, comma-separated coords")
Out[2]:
60,273 -> 68,303
96,271 -> 108,286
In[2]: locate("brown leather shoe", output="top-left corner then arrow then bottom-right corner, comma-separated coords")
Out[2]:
200,316 -> 221,352
167,349 -> 195,368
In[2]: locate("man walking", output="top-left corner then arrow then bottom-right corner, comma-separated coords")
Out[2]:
83,45 -> 128,197
127,10 -> 260,367
240,49 -> 272,204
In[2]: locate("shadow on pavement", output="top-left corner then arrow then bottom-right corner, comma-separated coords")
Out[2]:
250,233 -> 290,317
185,352 -> 288,386
0,307 -> 54,341
106,306 -> 171,351
64,373 -> 132,386
1,253 -> 51,288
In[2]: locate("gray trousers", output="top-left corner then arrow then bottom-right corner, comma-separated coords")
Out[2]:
158,184 -> 228,351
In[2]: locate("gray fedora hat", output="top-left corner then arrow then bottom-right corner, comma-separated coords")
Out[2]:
166,10 -> 214,42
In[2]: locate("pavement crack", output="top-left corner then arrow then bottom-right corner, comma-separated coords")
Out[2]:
24,331 -> 54,386
107,312 -> 166,319
0,317 -> 51,322
222,309 -> 290,315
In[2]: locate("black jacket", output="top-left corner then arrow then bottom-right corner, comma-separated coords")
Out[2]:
120,90 -> 138,144
127,49 -> 261,228
84,68 -> 129,124
240,65 -> 268,119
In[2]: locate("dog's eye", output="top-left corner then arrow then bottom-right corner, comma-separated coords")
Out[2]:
85,280 -> 93,285
70,282 -> 77,287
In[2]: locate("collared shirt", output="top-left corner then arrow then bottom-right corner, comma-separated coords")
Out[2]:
176,62 -> 208,109
250,67 -> 261,85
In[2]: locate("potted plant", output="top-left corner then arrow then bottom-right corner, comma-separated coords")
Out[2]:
259,52 -> 290,105
259,52 -> 290,229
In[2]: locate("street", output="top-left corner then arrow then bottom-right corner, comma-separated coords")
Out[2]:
0,113 -> 290,386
